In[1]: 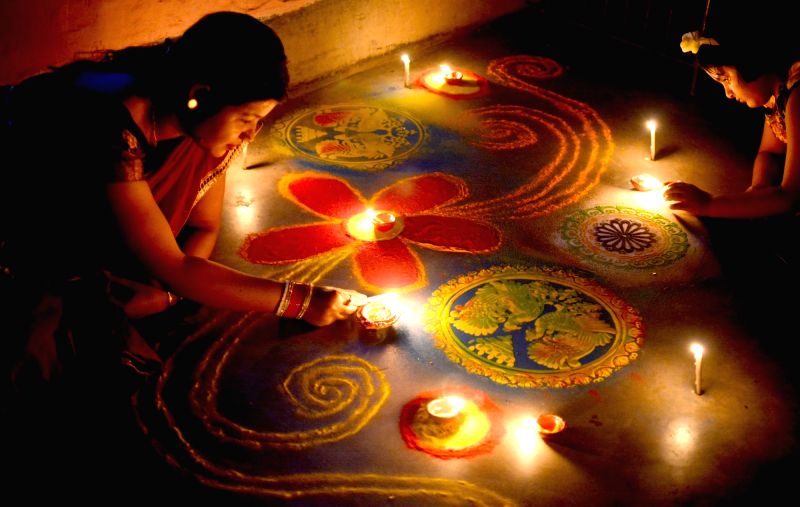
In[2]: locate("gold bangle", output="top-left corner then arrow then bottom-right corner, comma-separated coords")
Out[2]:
297,283 -> 314,319
275,281 -> 294,317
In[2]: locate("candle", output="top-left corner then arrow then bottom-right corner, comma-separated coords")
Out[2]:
646,120 -> 657,160
690,343 -> 704,395
401,54 -> 411,88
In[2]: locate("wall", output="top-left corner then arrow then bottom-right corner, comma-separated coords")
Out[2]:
0,0 -> 528,87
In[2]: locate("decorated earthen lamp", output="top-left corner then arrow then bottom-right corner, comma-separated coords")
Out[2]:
425,395 -> 467,435
355,294 -> 400,343
536,413 -> 566,436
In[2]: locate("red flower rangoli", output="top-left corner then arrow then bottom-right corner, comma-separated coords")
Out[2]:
240,172 -> 502,292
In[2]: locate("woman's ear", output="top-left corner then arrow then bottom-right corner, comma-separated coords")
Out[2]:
187,84 -> 211,110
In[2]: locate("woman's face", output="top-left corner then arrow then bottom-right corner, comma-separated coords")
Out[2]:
706,66 -> 772,108
193,99 -> 278,157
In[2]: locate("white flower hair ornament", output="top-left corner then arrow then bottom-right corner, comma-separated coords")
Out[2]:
680,31 -> 719,54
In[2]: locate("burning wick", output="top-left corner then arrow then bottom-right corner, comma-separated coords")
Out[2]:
646,120 -> 657,161
690,343 -> 704,395
536,414 -> 566,435
401,53 -> 411,88
630,173 -> 663,191
427,396 -> 466,419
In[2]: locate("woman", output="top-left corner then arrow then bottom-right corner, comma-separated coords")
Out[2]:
1,12 -> 366,386
665,30 -> 800,217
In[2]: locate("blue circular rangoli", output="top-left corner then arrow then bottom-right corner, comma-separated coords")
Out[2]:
423,265 -> 644,388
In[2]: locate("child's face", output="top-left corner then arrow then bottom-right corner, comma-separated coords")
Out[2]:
706,66 -> 772,108
193,99 -> 278,157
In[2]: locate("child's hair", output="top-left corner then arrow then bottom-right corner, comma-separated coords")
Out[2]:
697,5 -> 797,83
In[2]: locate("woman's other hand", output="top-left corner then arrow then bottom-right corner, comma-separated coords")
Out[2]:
663,181 -> 712,214
301,286 -> 367,326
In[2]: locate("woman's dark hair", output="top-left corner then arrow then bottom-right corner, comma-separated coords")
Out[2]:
102,11 -> 289,128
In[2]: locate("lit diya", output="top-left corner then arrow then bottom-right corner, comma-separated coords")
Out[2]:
369,209 -> 396,233
356,296 -> 400,330
536,413 -> 566,435
355,295 -> 400,344
418,64 -> 489,99
399,388 -> 504,459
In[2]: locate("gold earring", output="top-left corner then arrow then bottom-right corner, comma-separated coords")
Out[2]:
187,98 -> 198,110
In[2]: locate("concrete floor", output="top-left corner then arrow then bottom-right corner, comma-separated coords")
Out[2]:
7,7 -> 798,506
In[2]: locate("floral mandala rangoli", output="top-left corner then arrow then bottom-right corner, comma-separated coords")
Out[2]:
240,171 -> 501,292
423,265 -> 644,388
559,206 -> 689,269
275,104 -> 425,171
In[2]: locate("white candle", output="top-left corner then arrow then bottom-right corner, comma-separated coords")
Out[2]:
401,54 -> 411,88
646,120 -> 657,161
690,343 -> 704,395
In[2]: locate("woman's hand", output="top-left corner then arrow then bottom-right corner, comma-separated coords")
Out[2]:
301,286 -> 367,326
107,274 -> 177,318
663,181 -> 712,214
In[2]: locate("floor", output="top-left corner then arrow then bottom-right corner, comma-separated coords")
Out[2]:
6,6 -> 798,506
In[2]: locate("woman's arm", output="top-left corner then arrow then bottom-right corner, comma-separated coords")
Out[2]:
106,180 -> 362,324
665,91 -> 800,217
179,175 -> 225,259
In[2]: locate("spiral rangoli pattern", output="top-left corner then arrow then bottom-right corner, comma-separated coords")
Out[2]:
442,55 -> 613,220
135,311 -> 515,505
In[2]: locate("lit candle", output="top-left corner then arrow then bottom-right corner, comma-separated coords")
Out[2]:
690,343 -> 704,395
646,120 -> 657,161
630,173 -> 663,191
401,54 -> 411,88
427,396 -> 466,419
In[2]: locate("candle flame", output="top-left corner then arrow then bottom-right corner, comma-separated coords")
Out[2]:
439,64 -> 453,75
646,119 -> 657,133
690,343 -> 704,360
401,53 -> 410,64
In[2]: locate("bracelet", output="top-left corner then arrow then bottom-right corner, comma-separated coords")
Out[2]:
282,283 -> 308,319
296,284 -> 314,319
275,281 -> 294,317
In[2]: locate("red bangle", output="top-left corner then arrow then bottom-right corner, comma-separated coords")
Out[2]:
282,283 -> 308,319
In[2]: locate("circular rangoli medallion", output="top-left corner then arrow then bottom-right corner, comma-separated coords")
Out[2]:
559,205 -> 689,269
281,104 -> 425,170
423,265 -> 644,388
